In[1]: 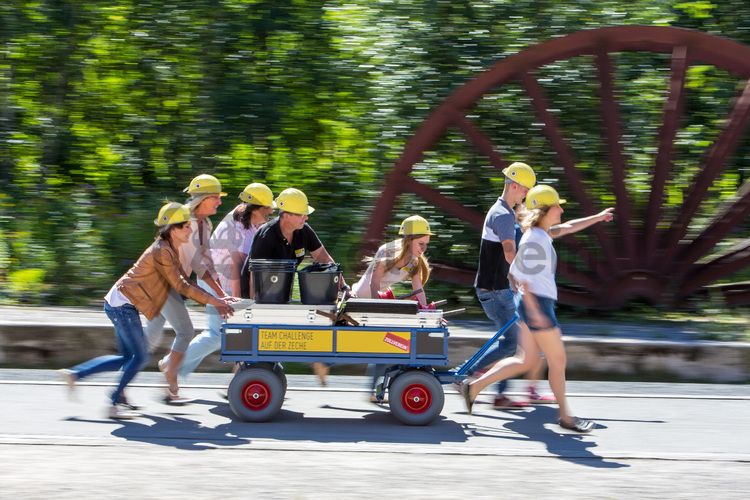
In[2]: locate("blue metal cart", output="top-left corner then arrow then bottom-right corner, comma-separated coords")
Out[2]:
220,315 -> 517,425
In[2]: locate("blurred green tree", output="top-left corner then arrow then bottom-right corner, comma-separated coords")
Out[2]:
0,0 -> 747,308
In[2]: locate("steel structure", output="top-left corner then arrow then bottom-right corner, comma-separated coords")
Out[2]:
361,26 -> 750,308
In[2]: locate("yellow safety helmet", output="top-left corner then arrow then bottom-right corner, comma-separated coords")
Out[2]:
502,162 -> 537,189
183,174 -> 227,197
275,188 -> 314,215
239,183 -> 275,208
525,185 -> 566,210
399,215 -> 435,236
154,202 -> 191,227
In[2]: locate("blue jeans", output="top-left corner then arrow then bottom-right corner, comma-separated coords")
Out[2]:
455,288 -> 520,394
71,302 -> 149,405
178,280 -> 222,378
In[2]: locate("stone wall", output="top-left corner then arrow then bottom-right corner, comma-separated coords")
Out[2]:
2,325 -> 748,382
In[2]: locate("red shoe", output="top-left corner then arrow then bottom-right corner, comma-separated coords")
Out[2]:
528,387 -> 556,404
493,395 -> 529,410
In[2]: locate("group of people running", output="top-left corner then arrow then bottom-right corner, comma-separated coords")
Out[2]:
59,164 -> 612,433
60,175 -> 344,418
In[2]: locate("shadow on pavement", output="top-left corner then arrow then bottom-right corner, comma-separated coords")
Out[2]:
205,399 -> 469,446
69,398 -> 469,449
468,405 -> 630,469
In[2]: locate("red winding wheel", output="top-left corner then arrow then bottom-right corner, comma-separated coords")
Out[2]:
362,26 -> 750,309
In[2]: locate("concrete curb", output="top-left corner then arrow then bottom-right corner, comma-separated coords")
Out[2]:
2,320 -> 748,383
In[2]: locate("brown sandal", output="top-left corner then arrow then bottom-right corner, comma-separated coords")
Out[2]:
460,382 -> 475,415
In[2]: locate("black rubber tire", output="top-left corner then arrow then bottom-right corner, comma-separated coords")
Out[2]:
228,367 -> 284,422
388,370 -> 445,426
273,363 -> 288,394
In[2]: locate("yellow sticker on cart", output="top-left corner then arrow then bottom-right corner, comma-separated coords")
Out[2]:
337,330 -> 411,354
258,329 -> 333,352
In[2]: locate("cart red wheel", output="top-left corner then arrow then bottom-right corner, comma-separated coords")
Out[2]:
228,367 -> 284,422
389,370 -> 444,425
401,383 -> 432,414
241,380 -> 271,411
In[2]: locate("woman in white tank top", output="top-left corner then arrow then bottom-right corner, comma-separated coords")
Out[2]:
353,215 -> 435,402
352,215 -> 434,306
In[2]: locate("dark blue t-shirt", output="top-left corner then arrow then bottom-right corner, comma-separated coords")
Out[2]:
474,198 -> 516,290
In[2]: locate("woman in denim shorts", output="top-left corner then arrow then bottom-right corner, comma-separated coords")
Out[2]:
461,186 -> 613,433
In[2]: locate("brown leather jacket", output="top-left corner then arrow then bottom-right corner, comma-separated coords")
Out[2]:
115,237 -> 215,320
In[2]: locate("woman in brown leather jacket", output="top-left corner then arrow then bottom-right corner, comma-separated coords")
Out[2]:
59,202 -> 235,419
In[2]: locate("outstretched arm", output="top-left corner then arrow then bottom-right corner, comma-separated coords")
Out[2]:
550,208 -> 614,239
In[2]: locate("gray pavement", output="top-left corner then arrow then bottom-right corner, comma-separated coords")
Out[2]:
1,370 -> 749,498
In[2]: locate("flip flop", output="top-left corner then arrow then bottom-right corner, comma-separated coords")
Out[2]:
460,382 -> 475,415
559,417 -> 594,433
163,388 -> 194,405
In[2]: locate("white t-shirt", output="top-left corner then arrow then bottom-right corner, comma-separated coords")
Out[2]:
210,209 -> 260,288
179,217 -> 215,280
353,240 -> 416,298
509,227 -> 557,300
104,282 -> 131,307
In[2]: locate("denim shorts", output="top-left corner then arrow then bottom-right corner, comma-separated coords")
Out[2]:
518,295 -> 559,331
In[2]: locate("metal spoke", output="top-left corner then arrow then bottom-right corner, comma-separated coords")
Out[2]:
644,46 -> 689,267
672,180 -> 750,280
596,48 -> 636,264
520,70 -> 618,271
660,79 -> 750,267
401,176 -> 485,230
451,113 -> 507,171
678,239 -> 750,297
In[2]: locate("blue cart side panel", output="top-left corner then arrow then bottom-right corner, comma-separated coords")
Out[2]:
220,323 -> 450,366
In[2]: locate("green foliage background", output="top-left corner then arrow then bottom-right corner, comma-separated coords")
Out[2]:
0,0 -> 748,307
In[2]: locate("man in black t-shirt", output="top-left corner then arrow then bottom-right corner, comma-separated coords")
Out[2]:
245,187 -> 343,385
456,162 -> 537,409
243,187 -> 342,296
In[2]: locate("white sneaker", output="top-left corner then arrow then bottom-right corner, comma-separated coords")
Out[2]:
59,369 -> 77,399
107,404 -> 139,420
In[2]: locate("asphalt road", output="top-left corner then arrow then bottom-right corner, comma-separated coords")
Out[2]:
1,370 -> 748,499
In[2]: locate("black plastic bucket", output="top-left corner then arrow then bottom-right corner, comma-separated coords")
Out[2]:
249,259 -> 297,304
298,262 -> 341,305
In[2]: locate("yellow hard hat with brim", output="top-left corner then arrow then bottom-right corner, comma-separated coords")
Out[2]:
275,188 -> 314,215
399,215 -> 435,236
525,185 -> 566,210
183,174 -> 227,196
502,162 -> 537,189
155,202 -> 191,227
239,182 -> 276,208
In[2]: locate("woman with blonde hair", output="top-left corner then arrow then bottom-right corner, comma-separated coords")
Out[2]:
352,215 -> 433,306
353,215 -> 435,401
461,186 -> 613,433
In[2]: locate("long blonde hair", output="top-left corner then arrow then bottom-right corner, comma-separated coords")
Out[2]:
382,235 -> 431,286
519,205 -> 553,231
